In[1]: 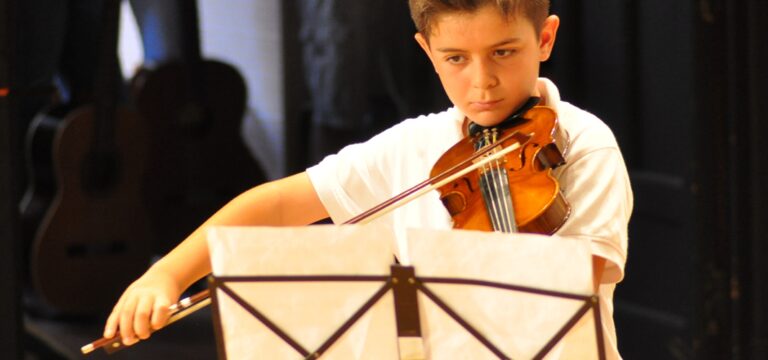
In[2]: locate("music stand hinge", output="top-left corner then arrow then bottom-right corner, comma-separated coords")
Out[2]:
391,265 -> 422,337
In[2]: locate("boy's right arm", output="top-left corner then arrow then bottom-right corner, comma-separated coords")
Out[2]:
102,171 -> 328,345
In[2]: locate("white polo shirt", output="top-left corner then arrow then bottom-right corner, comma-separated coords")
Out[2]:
307,78 -> 633,359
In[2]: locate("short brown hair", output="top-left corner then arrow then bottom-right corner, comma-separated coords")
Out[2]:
408,0 -> 550,38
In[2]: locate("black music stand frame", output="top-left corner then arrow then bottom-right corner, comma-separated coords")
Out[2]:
208,264 -> 606,360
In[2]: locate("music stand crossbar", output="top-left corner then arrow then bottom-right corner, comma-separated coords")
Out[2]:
209,265 -> 606,360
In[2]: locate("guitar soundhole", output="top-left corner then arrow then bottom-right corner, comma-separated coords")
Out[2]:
67,241 -> 127,257
82,151 -> 121,195
178,102 -> 211,135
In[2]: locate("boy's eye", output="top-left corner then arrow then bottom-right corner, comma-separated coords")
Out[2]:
494,49 -> 516,57
445,55 -> 465,64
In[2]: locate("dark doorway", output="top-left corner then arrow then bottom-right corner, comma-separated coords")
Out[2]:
544,1 -> 768,359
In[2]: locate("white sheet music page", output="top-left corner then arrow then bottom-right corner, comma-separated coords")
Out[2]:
207,224 -> 398,360
406,228 -> 597,360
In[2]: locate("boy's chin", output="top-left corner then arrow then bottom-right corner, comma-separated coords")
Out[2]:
466,112 -> 509,128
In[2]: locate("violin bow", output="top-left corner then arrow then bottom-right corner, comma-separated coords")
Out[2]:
81,290 -> 211,354
81,130 -> 531,355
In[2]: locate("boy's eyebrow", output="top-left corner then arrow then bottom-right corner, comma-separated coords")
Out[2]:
435,38 -> 522,53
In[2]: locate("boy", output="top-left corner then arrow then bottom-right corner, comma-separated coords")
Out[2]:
103,0 -> 632,358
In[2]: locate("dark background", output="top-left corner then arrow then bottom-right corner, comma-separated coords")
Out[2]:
3,0 -> 767,359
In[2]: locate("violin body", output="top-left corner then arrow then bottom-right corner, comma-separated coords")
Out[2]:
430,106 -> 570,234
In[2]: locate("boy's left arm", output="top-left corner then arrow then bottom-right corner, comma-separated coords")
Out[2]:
555,144 -> 633,291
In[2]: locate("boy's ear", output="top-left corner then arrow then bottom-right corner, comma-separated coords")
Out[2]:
538,15 -> 560,61
414,33 -> 438,72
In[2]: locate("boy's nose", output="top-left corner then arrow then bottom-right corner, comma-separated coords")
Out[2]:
471,60 -> 499,89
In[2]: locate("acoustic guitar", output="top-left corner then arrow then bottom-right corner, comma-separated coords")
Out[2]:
20,102 -> 76,251
131,0 -> 266,254
30,0 -> 153,315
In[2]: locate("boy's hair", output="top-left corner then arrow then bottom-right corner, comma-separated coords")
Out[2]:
408,0 -> 550,39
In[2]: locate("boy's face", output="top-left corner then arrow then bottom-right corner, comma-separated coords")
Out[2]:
415,6 -> 559,127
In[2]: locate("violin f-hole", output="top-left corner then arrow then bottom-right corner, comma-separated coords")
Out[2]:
441,191 -> 467,216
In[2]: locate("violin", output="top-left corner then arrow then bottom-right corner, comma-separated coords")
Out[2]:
81,97 -> 570,354
431,96 -> 570,234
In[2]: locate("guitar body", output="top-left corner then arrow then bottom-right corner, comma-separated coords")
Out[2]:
19,105 -> 74,247
132,60 -> 266,253
31,105 -> 153,315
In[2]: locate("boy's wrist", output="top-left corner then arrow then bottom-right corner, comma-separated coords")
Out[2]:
142,260 -> 186,295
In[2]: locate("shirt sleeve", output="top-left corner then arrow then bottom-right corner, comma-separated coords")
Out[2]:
306,119 -> 415,224
307,143 -> 390,224
306,108 -> 464,226
555,147 -> 633,284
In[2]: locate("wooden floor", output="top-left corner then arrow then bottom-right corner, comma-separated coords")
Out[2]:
24,306 -> 217,360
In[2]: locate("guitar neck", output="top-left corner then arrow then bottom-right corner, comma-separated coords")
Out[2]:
180,0 -> 203,62
177,0 -> 215,124
91,0 -> 123,154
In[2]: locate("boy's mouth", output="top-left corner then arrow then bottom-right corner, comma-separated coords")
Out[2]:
469,99 -> 503,111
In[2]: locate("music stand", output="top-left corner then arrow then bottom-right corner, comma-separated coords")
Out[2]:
207,225 -> 605,359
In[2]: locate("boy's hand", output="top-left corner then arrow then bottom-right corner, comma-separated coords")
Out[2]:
102,271 -> 183,346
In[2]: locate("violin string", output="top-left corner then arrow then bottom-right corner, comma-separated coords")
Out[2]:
481,130 -> 502,232
482,129 -> 508,232
502,169 -> 517,232
489,131 -> 507,232
495,162 -> 512,233
497,148 -> 516,232
489,164 -> 504,232
477,132 -> 491,229
493,128 -> 515,233
487,160 -> 503,232
498,126 -> 516,232
483,128 -> 517,233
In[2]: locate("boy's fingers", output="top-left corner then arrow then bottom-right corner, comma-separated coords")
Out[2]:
118,295 -> 139,343
103,311 -> 118,338
123,336 -> 140,347
134,296 -> 155,340
150,298 -> 172,330
103,294 -> 127,338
